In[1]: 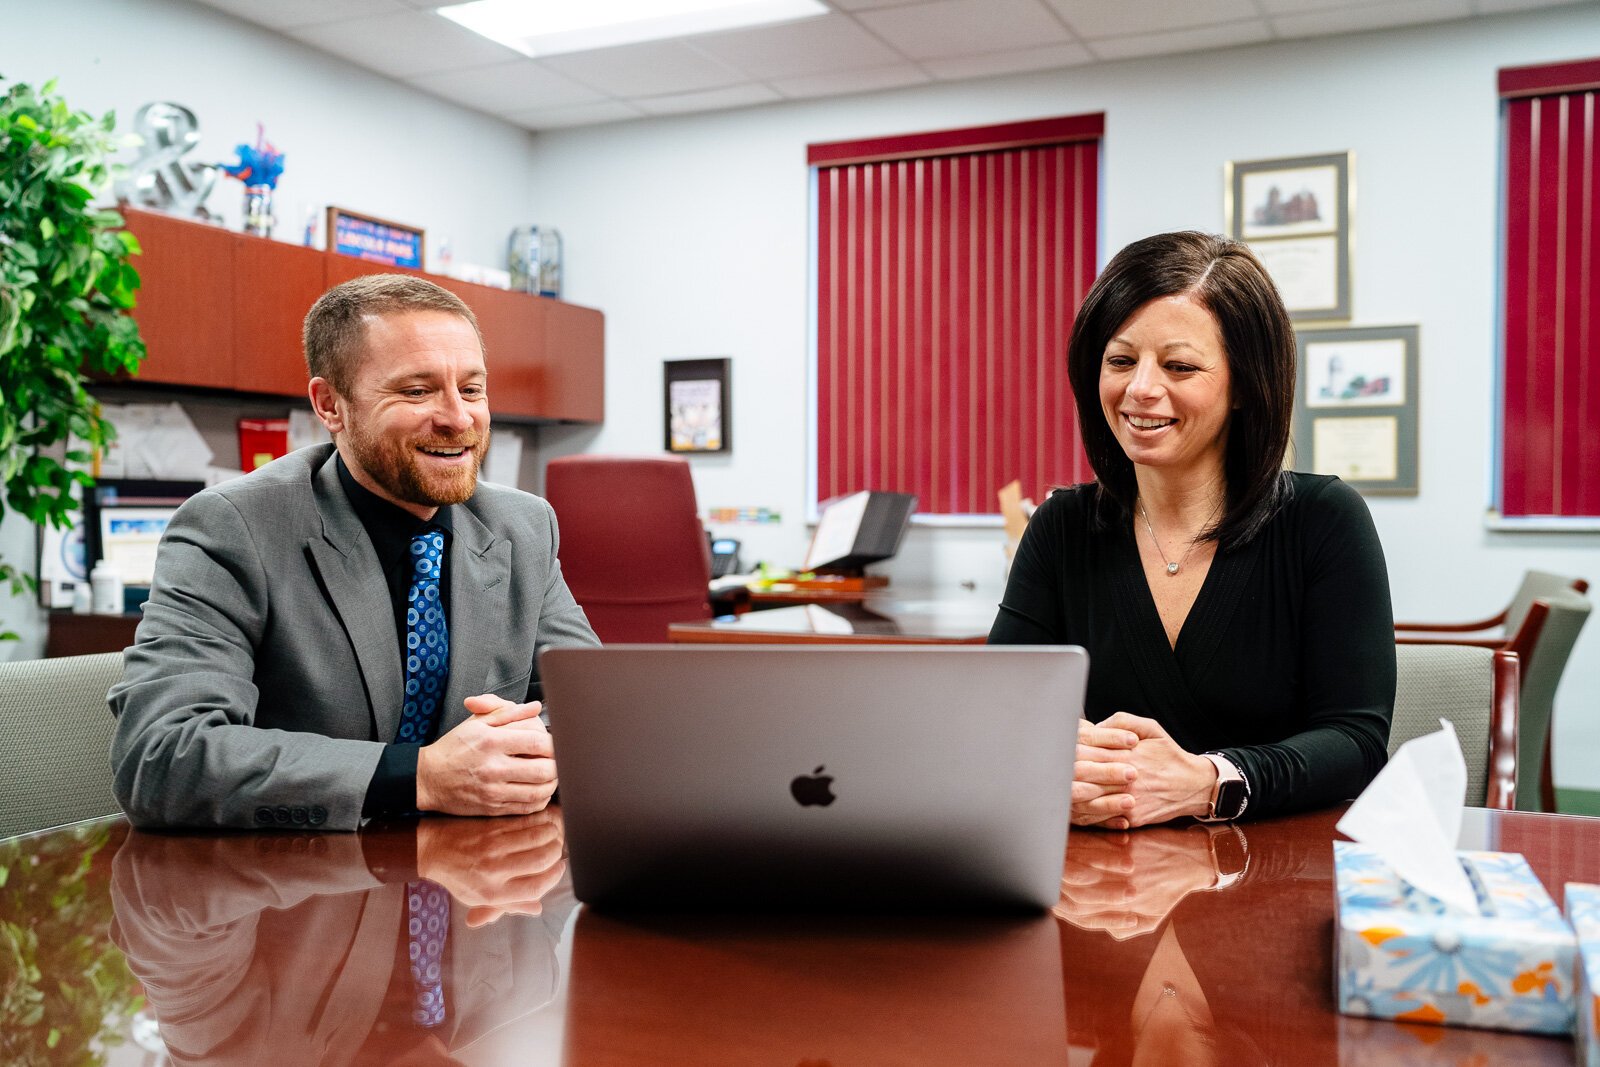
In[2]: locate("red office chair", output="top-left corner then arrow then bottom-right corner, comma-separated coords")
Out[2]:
544,455 -> 712,643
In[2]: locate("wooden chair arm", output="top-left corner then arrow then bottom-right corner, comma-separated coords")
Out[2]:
1395,635 -> 1506,649
1394,611 -> 1507,633
1486,649 -> 1520,812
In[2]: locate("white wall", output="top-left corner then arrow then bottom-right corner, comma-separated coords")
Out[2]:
525,6 -> 1600,787
0,0 -> 546,656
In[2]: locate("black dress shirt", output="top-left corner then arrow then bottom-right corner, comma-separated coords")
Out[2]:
336,455 -> 455,817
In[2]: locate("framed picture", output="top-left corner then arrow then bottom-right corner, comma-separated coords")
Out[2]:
326,206 -> 425,269
664,358 -> 731,454
1226,152 -> 1352,322
1292,326 -> 1418,495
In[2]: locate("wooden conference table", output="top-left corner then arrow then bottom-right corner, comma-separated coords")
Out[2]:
4,805 -> 1598,1064
669,596 -> 996,644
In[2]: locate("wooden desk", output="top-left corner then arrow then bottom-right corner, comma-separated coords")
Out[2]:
669,597 -> 995,644
5,805 -> 1597,1064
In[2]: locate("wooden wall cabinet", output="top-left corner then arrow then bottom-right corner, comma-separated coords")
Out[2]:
120,208 -> 604,423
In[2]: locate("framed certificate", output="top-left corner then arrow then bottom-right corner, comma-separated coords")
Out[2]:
1292,326 -> 1418,494
1225,152 -> 1352,323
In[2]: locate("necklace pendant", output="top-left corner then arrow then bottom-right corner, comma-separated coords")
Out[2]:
1166,562 -> 1180,576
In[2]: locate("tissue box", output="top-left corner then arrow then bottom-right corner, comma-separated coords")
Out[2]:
1334,840 -> 1575,1035
1566,883 -> 1600,1065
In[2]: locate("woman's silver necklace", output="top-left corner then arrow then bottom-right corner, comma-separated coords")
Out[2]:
1137,499 -> 1220,577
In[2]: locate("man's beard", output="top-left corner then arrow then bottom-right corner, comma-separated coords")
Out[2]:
345,421 -> 489,509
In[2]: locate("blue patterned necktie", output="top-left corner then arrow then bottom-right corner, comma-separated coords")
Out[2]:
396,527 -> 449,744
406,878 -> 449,1028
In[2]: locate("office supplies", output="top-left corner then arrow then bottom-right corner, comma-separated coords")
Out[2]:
539,644 -> 1086,910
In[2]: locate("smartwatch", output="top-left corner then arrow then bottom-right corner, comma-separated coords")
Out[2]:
1189,822 -> 1250,890
1198,752 -> 1249,822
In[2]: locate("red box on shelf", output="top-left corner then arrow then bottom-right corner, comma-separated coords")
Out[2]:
237,418 -> 290,472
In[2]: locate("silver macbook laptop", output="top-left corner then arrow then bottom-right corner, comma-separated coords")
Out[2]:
539,644 -> 1087,911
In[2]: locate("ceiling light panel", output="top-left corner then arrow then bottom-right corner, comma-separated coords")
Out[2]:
437,0 -> 830,57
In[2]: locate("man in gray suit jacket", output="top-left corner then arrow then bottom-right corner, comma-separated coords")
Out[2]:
110,274 -> 600,829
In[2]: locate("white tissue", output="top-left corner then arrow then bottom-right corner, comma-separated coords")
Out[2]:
1336,719 -> 1480,914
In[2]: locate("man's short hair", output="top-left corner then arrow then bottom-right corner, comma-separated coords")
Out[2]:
303,274 -> 482,394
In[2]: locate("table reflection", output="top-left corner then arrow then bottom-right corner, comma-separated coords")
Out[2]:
110,811 -> 573,1065
564,909 -> 1066,1065
1055,820 -> 1316,1066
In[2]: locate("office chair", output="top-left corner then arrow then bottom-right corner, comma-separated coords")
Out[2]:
544,455 -> 712,643
1517,589 -> 1592,812
1389,643 -> 1518,810
1394,569 -> 1588,639
0,652 -> 125,837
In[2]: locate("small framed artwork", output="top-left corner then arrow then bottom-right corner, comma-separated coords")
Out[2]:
1225,152 -> 1352,322
1292,326 -> 1419,495
327,206 -> 425,269
664,358 -> 731,455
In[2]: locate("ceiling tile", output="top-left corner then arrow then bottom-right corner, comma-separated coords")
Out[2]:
1045,0 -> 1261,39
1253,0 -> 1378,12
540,39 -> 747,97
826,0 -> 927,9
856,0 -> 1074,61
634,83 -> 785,116
408,61 -> 604,115
770,64 -> 932,98
506,101 -> 646,131
1474,0 -> 1587,12
922,41 -> 1094,80
189,0 -> 408,30
1089,19 -> 1272,61
286,10 -> 521,77
1271,0 -> 1473,37
690,13 -> 903,79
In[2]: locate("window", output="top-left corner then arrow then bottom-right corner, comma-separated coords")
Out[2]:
1497,57 -> 1600,526
808,114 -> 1102,519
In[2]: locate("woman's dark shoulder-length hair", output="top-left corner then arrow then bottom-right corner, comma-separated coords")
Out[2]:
1065,230 -> 1296,550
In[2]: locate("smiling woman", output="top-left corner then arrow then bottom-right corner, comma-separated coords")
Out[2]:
989,231 -> 1396,830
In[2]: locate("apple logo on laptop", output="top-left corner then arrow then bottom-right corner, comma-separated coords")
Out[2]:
790,765 -> 836,807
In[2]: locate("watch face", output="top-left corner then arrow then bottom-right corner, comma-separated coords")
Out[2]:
1211,827 -> 1248,875
1214,778 -> 1247,820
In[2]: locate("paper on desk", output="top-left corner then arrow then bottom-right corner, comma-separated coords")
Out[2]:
102,402 -> 214,480
1336,719 -> 1479,914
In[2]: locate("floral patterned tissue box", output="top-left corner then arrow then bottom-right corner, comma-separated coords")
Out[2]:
1566,883 -> 1600,1064
1333,840 -> 1575,1035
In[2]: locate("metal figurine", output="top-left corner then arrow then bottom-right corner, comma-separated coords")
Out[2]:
114,102 -> 219,219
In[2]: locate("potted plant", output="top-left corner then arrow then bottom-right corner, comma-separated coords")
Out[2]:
0,74 -> 147,638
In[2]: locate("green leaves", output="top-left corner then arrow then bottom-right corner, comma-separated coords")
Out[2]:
0,75 -> 147,637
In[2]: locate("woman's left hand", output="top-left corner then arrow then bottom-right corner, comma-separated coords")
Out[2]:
1083,712 -> 1217,829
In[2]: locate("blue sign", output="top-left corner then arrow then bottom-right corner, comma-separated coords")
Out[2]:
330,210 -> 424,269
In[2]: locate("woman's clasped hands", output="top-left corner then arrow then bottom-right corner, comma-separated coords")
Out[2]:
1074,712 -> 1219,829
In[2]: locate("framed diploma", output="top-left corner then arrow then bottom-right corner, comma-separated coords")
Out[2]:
1225,152 -> 1352,323
1292,325 -> 1418,495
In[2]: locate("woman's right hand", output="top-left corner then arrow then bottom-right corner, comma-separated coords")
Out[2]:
1073,718 -> 1141,828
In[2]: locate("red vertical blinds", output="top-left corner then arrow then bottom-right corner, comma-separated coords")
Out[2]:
1499,59 -> 1600,518
811,115 -> 1102,516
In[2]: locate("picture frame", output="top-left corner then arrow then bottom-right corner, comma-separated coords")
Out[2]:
1292,326 -> 1419,495
1225,152 -> 1352,322
326,206 -> 425,269
664,357 -> 731,455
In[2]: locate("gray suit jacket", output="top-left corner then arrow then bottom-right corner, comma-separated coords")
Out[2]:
109,443 -> 599,830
